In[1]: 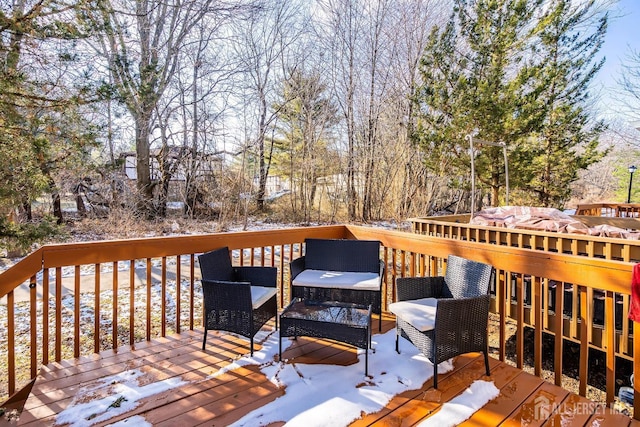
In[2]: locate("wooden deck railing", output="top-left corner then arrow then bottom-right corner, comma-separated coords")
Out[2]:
0,224 -> 638,419
410,214 -> 640,261
410,215 -> 640,353
576,203 -> 640,218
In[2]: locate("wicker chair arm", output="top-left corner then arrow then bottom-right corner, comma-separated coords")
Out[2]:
428,294 -> 491,366
235,266 -> 277,288
395,276 -> 445,301
434,294 -> 491,333
289,256 -> 306,280
201,279 -> 253,311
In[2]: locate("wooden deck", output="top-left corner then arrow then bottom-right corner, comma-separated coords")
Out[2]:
13,316 -> 639,426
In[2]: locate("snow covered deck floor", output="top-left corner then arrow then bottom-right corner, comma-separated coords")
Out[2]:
15,315 -> 639,426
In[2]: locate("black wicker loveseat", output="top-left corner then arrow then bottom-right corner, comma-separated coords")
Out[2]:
290,238 -> 384,330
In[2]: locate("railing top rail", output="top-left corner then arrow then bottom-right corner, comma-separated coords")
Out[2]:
408,215 -> 640,244
576,203 -> 640,208
0,248 -> 43,299
0,225 -> 349,299
1,223 -> 633,299
347,225 -> 632,294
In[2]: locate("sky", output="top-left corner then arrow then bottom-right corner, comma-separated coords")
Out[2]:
595,0 -> 640,123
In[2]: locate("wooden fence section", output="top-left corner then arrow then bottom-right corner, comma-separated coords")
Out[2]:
410,215 -> 640,261
576,203 -> 640,218
0,225 -> 638,419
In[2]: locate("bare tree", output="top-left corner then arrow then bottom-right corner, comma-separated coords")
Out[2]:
272,70 -> 339,222
618,49 -> 640,126
315,0 -> 449,221
317,0 -> 363,220
82,0 -> 250,218
380,0 -> 450,219
157,17 -> 236,218
231,0 -> 308,211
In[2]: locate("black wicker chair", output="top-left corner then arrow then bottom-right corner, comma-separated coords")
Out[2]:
389,255 -> 495,388
198,247 -> 278,355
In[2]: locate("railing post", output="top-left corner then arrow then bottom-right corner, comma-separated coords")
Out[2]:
634,321 -> 640,419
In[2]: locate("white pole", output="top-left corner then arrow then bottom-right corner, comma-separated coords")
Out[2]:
466,134 -> 475,218
465,135 -> 509,214
502,144 -> 509,206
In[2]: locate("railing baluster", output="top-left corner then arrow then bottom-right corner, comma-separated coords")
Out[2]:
94,263 -> 100,353
279,245 -> 285,308
622,294 -> 630,355
130,259 -> 135,345
498,269 -> 507,362
384,247 -> 391,310
55,267 -> 62,362
161,256 -> 167,337
146,258 -> 152,341
113,261 -> 118,349
554,280 -> 564,386
74,266 -> 80,358
43,268 -> 49,365
516,273 -> 524,369
176,255 -> 181,334
30,275 -> 37,379
534,276 -> 542,377
391,248 -> 397,280
7,290 -> 15,395
605,290 -> 615,405
570,283 -> 579,339
190,254 -> 195,331
542,278 -> 549,331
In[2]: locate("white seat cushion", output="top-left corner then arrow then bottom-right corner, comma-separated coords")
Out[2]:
250,286 -> 277,309
292,269 -> 380,291
388,297 -> 438,332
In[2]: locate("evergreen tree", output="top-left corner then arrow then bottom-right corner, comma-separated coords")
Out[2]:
512,0 -> 608,207
0,0 -> 96,252
412,0 -> 608,210
413,0 -> 542,208
271,70 -> 339,222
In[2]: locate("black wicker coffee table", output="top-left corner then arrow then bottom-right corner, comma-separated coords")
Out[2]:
279,298 -> 372,375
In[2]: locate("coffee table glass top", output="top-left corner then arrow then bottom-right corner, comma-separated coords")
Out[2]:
281,298 -> 370,326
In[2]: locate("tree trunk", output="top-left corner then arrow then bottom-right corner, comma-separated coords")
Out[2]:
47,175 -> 63,224
135,113 -> 155,218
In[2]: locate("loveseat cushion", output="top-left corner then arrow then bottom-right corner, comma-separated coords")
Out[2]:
250,286 -> 277,309
292,269 -> 381,291
388,297 -> 438,332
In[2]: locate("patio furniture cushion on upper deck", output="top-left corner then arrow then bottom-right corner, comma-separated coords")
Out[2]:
290,238 -> 384,329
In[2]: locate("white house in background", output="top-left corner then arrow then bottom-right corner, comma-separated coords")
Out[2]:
120,148 -> 222,181
254,175 -> 290,198
259,173 -> 364,202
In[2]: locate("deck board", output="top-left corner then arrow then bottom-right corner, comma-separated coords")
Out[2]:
15,315 -> 635,427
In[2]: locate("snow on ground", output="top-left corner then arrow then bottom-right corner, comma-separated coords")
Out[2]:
50,328 -> 499,426
216,329 -> 498,427
417,380 -> 500,426
54,370 -> 186,427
